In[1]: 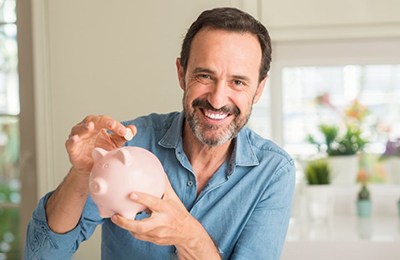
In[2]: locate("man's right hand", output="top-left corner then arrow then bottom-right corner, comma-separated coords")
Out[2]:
47,115 -> 136,234
65,115 -> 137,175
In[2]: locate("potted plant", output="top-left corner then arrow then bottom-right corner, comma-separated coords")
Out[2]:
304,159 -> 333,221
356,182 -> 373,239
356,183 -> 372,218
307,123 -> 368,184
308,124 -> 368,156
305,158 -> 330,185
307,99 -> 369,184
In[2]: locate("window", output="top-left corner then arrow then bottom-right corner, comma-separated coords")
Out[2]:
249,39 -> 400,184
0,0 -> 20,258
282,64 -> 400,156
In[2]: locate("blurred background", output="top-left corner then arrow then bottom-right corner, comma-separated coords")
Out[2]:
1,0 -> 399,259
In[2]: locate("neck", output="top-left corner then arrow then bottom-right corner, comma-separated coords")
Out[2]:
182,121 -> 234,195
182,121 -> 233,166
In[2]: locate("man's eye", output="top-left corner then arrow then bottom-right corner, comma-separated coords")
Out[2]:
196,74 -> 212,83
233,80 -> 244,86
199,74 -> 211,79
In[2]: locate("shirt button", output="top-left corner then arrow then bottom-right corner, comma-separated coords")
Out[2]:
187,180 -> 194,187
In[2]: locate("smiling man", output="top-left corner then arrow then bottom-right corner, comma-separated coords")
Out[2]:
25,7 -> 295,260
180,28 -> 265,147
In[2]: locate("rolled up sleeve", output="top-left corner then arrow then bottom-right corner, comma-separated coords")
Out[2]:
24,192 -> 102,259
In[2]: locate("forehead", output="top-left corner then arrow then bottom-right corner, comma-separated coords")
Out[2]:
188,28 -> 262,76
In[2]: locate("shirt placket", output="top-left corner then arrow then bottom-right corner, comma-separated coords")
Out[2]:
175,147 -> 197,210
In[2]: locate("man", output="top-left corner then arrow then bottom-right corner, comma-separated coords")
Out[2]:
25,7 -> 295,260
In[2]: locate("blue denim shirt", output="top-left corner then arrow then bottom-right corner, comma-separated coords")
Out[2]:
25,112 -> 295,260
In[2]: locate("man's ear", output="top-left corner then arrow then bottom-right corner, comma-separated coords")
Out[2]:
176,58 -> 185,90
253,76 -> 269,104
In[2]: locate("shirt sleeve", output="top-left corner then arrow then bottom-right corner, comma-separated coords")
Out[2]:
24,191 -> 103,259
230,161 -> 296,260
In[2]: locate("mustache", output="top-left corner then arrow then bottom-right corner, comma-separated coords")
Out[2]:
192,99 -> 240,116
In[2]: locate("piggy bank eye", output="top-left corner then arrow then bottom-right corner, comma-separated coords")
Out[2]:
103,163 -> 109,169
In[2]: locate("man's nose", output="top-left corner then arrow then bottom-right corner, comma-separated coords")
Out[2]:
207,81 -> 229,110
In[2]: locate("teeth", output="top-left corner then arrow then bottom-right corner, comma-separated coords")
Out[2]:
204,110 -> 228,120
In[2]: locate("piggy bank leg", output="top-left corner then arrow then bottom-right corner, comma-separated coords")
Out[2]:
120,210 -> 140,219
98,206 -> 115,218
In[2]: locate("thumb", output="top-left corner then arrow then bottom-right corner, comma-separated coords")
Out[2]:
111,125 -> 137,147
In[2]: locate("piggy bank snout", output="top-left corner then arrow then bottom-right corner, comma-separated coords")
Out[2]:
89,177 -> 108,195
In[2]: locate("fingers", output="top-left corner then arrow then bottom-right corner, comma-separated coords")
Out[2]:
112,181 -> 192,246
111,214 -> 149,230
111,214 -> 158,243
65,134 -> 82,157
128,192 -> 163,212
127,175 -> 180,211
70,115 -> 127,139
66,115 -> 137,149
65,115 -> 137,173
110,125 -> 137,147
111,214 -> 139,231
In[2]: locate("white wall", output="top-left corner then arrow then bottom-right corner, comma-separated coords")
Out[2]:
261,0 -> 400,41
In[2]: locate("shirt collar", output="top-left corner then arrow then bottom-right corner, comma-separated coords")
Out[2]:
234,129 -> 260,167
158,111 -> 259,167
158,111 -> 185,149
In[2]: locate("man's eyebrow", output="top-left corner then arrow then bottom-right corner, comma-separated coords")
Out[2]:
232,74 -> 251,82
192,67 -> 215,75
192,67 -> 252,82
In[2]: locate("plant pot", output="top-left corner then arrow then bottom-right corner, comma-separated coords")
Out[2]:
356,200 -> 372,218
328,155 -> 359,185
305,185 -> 334,222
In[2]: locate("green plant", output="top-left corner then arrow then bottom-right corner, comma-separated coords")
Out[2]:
305,159 -> 330,185
307,124 -> 368,156
357,184 -> 370,201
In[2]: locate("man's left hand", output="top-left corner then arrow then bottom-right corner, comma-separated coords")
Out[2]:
111,178 -> 195,246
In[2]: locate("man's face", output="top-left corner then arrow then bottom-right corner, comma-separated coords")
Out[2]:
177,28 -> 267,146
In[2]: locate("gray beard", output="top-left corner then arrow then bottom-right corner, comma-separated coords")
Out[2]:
183,98 -> 252,147
188,113 -> 237,146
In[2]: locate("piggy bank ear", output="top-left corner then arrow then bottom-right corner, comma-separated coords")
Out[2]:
92,147 -> 108,161
116,148 -> 133,166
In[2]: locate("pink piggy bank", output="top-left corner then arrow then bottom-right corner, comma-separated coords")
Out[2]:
89,146 -> 166,219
